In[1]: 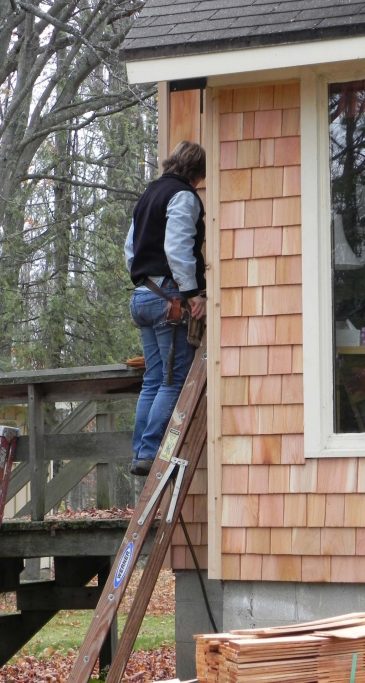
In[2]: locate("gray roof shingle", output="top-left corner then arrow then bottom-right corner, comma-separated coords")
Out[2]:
123,0 -> 365,60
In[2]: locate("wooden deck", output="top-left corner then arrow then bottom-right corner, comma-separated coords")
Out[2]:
0,516 -> 155,559
0,362 -> 143,519
0,516 -> 156,666
0,363 -> 142,402
0,362 -> 144,666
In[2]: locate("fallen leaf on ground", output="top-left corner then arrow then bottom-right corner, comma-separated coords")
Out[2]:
0,509 -> 176,681
0,646 -> 176,682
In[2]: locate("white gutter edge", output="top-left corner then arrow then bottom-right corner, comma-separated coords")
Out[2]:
126,35 -> 365,84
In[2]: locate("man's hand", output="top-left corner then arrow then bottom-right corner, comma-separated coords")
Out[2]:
188,295 -> 206,319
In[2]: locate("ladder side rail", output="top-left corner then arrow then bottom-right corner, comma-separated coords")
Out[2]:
67,461 -> 171,682
68,390 -> 205,683
68,341 -> 207,683
106,396 -> 207,683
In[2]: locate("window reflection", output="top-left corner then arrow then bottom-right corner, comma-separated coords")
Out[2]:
330,81 -> 365,432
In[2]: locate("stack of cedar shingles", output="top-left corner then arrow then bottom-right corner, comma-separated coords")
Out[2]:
195,613 -> 365,683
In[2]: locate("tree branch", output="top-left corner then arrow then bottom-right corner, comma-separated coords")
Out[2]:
9,0 -> 19,13
19,173 -> 141,198
20,87 -> 155,149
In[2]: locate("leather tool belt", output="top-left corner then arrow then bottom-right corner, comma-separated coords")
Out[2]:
144,278 -> 205,348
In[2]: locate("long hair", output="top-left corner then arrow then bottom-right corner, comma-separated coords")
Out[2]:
162,141 -> 206,184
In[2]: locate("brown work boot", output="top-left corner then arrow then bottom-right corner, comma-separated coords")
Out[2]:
130,458 -> 153,476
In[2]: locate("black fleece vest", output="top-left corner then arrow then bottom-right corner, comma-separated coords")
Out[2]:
130,173 -> 206,293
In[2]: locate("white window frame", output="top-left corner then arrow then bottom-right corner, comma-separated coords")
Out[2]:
302,64 -> 365,458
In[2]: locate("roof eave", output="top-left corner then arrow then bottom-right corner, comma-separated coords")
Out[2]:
125,33 -> 365,85
123,22 -> 365,63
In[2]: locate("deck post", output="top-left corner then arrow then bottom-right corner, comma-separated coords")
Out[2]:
28,384 -> 45,521
96,412 -> 114,509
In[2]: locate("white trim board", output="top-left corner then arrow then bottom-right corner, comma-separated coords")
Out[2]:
126,36 -> 365,84
301,66 -> 365,459
205,88 -> 222,579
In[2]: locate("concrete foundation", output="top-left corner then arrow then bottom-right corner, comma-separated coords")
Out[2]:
175,570 -> 223,679
175,571 -> 365,680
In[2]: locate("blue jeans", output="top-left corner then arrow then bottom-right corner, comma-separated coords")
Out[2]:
130,283 -> 195,462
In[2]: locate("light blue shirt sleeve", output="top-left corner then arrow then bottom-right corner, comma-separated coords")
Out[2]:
164,191 -> 200,293
124,220 -> 134,273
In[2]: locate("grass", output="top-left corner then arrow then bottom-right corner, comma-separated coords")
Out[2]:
19,610 -> 175,658
2,569 -> 176,681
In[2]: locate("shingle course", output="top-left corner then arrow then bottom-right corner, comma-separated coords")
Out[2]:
169,18 -> 236,35
234,11 -> 303,28
124,0 -> 365,60
126,25 -> 173,39
184,20 -> 318,41
276,0 -> 358,10
298,4 -> 363,19
141,4 -> 210,18
198,0 -> 259,8
213,4 -> 294,20
319,13 -> 364,25
148,10 -> 218,27
144,0 -> 199,5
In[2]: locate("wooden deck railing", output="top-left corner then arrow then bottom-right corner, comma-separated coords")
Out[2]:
0,363 -> 148,666
0,363 -> 143,520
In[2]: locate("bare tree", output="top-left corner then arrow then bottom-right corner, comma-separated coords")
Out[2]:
0,0 -> 155,365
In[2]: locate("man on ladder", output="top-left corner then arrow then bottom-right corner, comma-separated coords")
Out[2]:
124,140 -> 207,476
68,142 -> 208,682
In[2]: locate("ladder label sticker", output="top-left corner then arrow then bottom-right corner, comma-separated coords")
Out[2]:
159,427 -> 180,462
113,542 -> 134,589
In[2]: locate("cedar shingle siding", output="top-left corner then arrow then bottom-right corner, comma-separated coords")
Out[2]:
124,0 -> 365,583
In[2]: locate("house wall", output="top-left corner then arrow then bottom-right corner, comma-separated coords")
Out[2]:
170,81 -> 303,579
168,78 -> 365,583
217,81 -> 305,581
213,78 -> 365,585
163,73 -> 365,680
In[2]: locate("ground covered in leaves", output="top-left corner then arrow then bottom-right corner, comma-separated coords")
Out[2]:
0,508 -> 176,682
0,646 -> 175,682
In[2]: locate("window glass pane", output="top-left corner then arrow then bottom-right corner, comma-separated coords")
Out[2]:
330,81 -> 365,433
